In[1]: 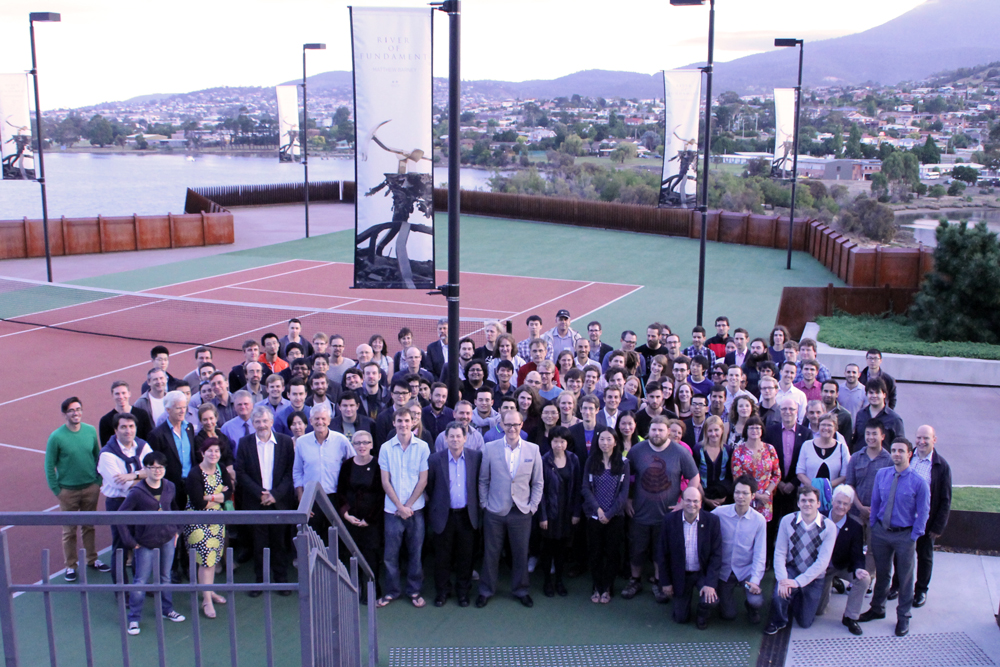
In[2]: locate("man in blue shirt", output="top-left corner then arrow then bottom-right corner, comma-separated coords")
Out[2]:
858,437 -> 930,637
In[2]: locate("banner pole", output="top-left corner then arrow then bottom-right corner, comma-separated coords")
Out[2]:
29,15 -> 57,283
434,0 -> 461,405
695,0 -> 715,327
787,42 -> 804,270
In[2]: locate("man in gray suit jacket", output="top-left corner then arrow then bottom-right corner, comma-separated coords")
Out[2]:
426,422 -> 482,607
476,411 -> 544,608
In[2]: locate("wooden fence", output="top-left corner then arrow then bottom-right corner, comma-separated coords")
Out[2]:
775,284 -> 919,340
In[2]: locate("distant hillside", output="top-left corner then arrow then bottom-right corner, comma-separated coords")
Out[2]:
710,0 -> 1000,92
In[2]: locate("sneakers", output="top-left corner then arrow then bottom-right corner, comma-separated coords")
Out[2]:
64,568 -> 78,582
90,560 -> 111,573
162,611 -> 186,623
527,556 -> 538,573
763,622 -> 786,636
620,578 -> 642,600
127,622 -> 140,636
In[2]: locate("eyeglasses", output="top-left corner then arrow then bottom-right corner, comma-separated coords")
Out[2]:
354,440 -> 373,446
502,423 -> 522,429
146,465 -> 165,471
392,391 -> 410,397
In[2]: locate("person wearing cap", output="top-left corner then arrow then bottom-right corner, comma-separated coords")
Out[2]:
546,310 -> 582,359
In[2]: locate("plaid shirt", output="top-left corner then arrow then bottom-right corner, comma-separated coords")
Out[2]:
683,345 -> 717,366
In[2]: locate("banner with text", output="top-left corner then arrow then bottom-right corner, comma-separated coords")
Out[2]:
276,85 -> 300,163
772,88 -> 796,178
351,6 -> 434,289
659,69 -> 702,209
0,74 -> 35,180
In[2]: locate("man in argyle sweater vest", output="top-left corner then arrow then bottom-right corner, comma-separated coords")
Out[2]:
764,485 -> 838,635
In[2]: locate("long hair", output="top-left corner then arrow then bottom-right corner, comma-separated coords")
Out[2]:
615,410 -> 641,446
587,429 -> 624,476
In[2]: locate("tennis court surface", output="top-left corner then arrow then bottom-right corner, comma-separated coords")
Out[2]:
0,259 -> 640,584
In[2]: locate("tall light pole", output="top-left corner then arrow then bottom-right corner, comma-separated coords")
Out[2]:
775,38 -> 804,270
29,12 -> 60,283
432,0 -> 461,404
302,43 -> 325,238
671,0 -> 714,327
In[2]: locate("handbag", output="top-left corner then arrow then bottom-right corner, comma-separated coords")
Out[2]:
222,500 -> 235,512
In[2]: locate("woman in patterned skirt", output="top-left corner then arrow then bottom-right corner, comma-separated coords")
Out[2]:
185,438 -> 232,618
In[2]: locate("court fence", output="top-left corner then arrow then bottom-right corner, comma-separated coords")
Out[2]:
0,481 -> 376,667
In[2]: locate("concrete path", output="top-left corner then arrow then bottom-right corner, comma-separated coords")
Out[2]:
0,202 -> 355,283
784,551 -> 1000,666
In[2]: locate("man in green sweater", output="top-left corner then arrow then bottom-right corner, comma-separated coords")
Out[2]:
45,396 -> 111,581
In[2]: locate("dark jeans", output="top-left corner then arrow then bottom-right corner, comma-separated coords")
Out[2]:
767,575 -> 824,629
433,510 -> 476,598
253,524 -> 290,584
539,535 -> 570,584
587,516 -> 623,595
105,496 -> 131,584
672,570 -> 718,624
718,572 -> 763,620
480,508 -> 532,599
383,510 -> 424,599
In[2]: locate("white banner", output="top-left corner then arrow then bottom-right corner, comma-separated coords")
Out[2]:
276,85 -> 300,163
351,6 -> 434,289
0,74 -> 35,180
773,88 -> 796,177
659,69 -> 702,209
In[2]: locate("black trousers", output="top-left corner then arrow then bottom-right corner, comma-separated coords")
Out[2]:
672,570 -> 717,624
539,534 -> 570,583
891,532 -> 935,595
105,496 -> 131,584
587,516 -> 623,595
253,524 -> 290,584
433,509 -> 476,598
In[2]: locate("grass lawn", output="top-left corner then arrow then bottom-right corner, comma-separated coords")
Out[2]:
952,487 -> 1000,513
816,314 -> 1000,360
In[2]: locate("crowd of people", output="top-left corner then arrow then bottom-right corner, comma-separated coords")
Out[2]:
43,312 -> 952,639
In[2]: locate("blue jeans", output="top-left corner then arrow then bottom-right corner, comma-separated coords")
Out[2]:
383,511 -> 424,599
129,539 -> 176,623
768,575 -> 825,629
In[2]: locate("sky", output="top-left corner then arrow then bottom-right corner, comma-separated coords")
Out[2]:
0,0 -> 928,110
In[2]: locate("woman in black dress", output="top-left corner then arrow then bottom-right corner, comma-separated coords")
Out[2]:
335,430 -> 385,604
537,426 -> 581,597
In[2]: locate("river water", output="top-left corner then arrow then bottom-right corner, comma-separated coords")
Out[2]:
897,209 -> 1000,247
0,153 -> 502,220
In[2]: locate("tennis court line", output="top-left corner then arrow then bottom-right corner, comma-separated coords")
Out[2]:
0,442 -> 45,454
0,296 -> 175,341
224,286 -> 519,315
0,310 -> 323,409
136,259 -> 308,292
176,262 -> 330,298
460,282 -> 597,339
572,285 -> 645,321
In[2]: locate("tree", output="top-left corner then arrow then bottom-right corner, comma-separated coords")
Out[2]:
560,134 -> 584,156
831,129 -> 843,158
841,198 -> 896,242
844,124 -> 863,159
917,136 -> 941,164
929,184 -> 947,198
951,165 -> 980,184
134,133 -> 148,150
609,141 -> 637,164
870,172 -> 889,200
947,181 -> 966,196
910,221 -> 1000,343
925,96 -> 947,114
86,114 -> 113,147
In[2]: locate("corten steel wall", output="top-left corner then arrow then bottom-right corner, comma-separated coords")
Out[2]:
806,220 -> 935,288
189,181 -> 341,208
0,212 -> 235,259
775,284 -> 919,340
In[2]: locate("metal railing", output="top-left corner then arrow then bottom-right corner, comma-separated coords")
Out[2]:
0,481 -> 377,667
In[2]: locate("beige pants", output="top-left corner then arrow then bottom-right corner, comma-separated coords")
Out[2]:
57,484 -> 101,569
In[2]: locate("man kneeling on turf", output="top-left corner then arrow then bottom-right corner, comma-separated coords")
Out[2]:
118,451 -> 186,635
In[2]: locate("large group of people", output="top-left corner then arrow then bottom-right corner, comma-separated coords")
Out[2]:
43,313 -> 952,639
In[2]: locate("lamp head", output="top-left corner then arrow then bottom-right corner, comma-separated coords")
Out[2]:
670,0 -> 706,5
30,12 -> 61,22
774,38 -> 802,47
304,43 -> 326,50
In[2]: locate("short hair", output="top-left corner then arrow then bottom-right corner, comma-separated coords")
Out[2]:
261,332 -> 279,345
194,346 -> 212,358
646,322 -> 664,334
832,484 -> 856,504
292,358 -> 311,370
690,355 -> 710,372
710,383 -> 727,396
800,338 -> 817,351
603,384 -> 622,397
459,336 -> 475,349
163,390 -> 187,409
801,360 -> 819,370
286,410 -> 309,428
864,377 -> 888,395
339,390 -> 359,406
466,358 -> 488,375
563,367 -> 582,382
587,320 -> 602,330
288,317 -> 301,326
744,415 -> 764,431
715,316 -> 729,325
691,325 -> 706,335
784,340 -> 799,352
173,380 -> 191,392
313,332 -> 329,344
496,359 -> 514,373
733,474 -> 758,494
476,385 -> 494,398
199,437 -> 223,455
580,394 -> 601,410
845,363 -> 861,372
343,367 -> 363,382
112,412 -> 137,429
444,421 -> 467,436
150,345 -> 170,359
797,484 -> 820,501
604,367 -> 625,383
361,361 -> 382,374
867,348 -> 882,358
310,403 -> 333,420
430,381 -> 448,393
250,405 -> 274,423
666,419 -> 686,436
864,421 -> 886,436
198,362 -> 216,372
645,380 -> 662,394
757,361 -> 778,376
285,342 -> 304,356
397,327 -> 413,341
454,399 -> 473,411
620,330 -> 636,340
267,373 -> 285,386
526,314 -> 542,325
231,389 -> 253,404
781,360 -> 798,372
548,425 -> 575,450
209,370 -> 227,382
733,327 -> 748,337
649,415 -> 670,427
288,378 -> 308,390
143,451 -> 168,467
241,339 -> 258,351
529,337 -> 547,349
390,378 -> 411,393
197,402 -> 219,419
147,367 -> 166,380
891,436 -> 914,453
110,380 -> 130,392
821,379 -> 840,392
673,355 -> 691,368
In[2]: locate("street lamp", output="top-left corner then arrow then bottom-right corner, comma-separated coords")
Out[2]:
302,43 -> 325,238
29,11 -> 60,283
775,38 -> 804,270
671,0 -> 714,326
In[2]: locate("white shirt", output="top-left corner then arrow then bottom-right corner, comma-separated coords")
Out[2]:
97,439 -> 153,499
504,440 -> 522,477
684,513 -> 700,572
601,408 -> 619,430
148,395 -> 166,424
775,384 -> 807,423
256,431 -> 276,491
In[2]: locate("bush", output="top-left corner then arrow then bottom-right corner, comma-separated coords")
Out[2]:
909,221 -> 1000,344
817,314 -> 1000,360
844,197 -> 896,242
929,184 -> 947,198
947,181 -> 966,196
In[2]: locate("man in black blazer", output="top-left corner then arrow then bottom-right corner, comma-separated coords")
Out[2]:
818,485 -> 871,636
425,319 -> 449,380
658,486 -> 722,629
764,399 -> 810,554
235,406 -> 296,595
331,391 -> 375,439
892,425 -> 951,608
426,422 -> 482,607
145,391 -> 196,512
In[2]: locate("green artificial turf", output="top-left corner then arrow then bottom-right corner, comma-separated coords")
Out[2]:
816,314 -> 1000,360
